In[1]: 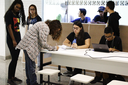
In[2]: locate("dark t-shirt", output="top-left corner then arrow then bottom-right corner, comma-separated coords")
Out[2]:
71,17 -> 91,23
27,15 -> 41,29
5,11 -> 21,43
67,32 -> 91,46
93,15 -> 105,23
99,35 -> 122,51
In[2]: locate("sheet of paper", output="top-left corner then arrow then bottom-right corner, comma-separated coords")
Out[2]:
58,45 -> 74,51
85,51 -> 128,58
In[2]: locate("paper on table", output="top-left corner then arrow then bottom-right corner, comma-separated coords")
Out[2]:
58,45 -> 73,51
85,51 -> 128,58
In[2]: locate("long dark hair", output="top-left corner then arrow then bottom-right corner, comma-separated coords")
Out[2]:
28,4 -> 38,19
4,0 -> 25,26
48,20 -> 62,41
73,21 -> 85,45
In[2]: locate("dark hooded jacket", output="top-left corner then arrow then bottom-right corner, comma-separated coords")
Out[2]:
104,12 -> 121,36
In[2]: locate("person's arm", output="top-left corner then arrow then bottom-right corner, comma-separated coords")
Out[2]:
8,24 -> 17,47
96,21 -> 106,24
109,37 -> 122,51
103,9 -> 108,23
71,18 -> 80,23
71,38 -> 91,49
63,38 -> 71,47
37,15 -> 42,21
87,17 -> 91,23
39,24 -> 57,51
109,48 -> 119,51
25,25 -> 28,34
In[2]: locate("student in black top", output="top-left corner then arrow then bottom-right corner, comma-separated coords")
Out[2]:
90,26 -> 125,85
4,0 -> 25,85
104,1 -> 121,36
63,21 -> 91,76
26,4 -> 42,30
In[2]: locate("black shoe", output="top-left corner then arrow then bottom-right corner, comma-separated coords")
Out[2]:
7,80 -> 16,85
13,77 -> 22,83
90,76 -> 102,84
103,78 -> 111,85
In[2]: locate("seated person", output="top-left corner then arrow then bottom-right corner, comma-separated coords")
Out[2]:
71,8 -> 91,23
63,21 -> 91,76
91,6 -> 106,24
90,26 -> 125,85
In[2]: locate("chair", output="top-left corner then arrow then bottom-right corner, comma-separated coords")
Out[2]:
68,74 -> 94,85
107,80 -> 128,85
38,69 -> 60,85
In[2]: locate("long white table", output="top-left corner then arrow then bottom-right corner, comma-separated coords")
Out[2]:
43,49 -> 128,76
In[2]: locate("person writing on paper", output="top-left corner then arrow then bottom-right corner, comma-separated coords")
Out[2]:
26,4 -> 42,68
90,26 -> 125,85
16,20 -> 62,85
63,21 -> 91,76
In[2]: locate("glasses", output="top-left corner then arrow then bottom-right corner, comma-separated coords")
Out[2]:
105,35 -> 113,38
15,6 -> 21,10
73,27 -> 79,30
30,9 -> 35,11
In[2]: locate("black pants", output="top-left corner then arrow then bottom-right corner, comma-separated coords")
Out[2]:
66,67 -> 82,76
7,40 -> 20,79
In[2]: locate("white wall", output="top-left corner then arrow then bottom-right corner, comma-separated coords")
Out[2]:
0,0 -> 6,58
0,0 -> 12,59
43,0 -> 128,26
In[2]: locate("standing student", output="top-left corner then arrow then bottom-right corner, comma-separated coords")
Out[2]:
4,0 -> 25,85
63,21 -> 91,76
90,26 -> 125,85
26,4 -> 42,30
71,8 -> 91,23
16,20 -> 62,85
104,1 -> 121,36
26,4 -> 42,67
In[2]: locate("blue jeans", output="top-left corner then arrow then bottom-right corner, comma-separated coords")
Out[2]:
37,53 -> 40,67
24,50 -> 37,85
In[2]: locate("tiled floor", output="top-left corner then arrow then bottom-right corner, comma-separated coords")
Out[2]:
0,58 -> 128,85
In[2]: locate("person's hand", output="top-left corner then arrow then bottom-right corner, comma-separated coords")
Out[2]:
13,40 -> 17,47
104,9 -> 107,12
71,43 -> 78,49
56,46 -> 59,51
96,21 -> 101,24
109,48 -> 116,52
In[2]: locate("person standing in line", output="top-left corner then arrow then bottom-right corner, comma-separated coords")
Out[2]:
104,1 -> 121,36
71,8 -> 91,23
4,0 -> 25,85
63,21 -> 91,76
26,4 -> 42,68
26,4 -> 42,30
16,20 -> 62,85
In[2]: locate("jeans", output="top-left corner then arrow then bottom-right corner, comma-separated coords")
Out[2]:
37,53 -> 40,67
24,50 -> 38,85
